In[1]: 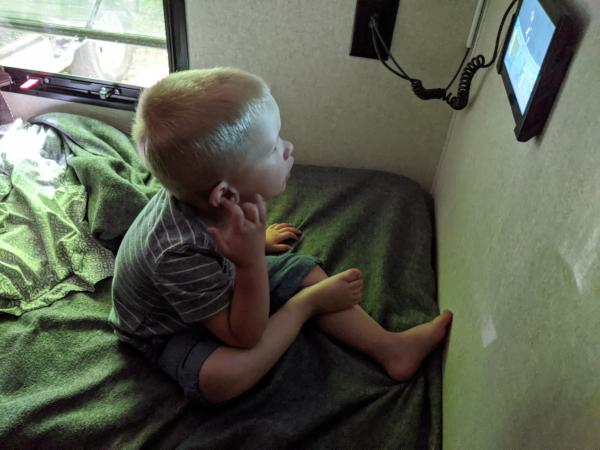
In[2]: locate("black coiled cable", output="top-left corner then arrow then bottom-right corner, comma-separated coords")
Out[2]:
369,0 -> 517,110
443,54 -> 487,110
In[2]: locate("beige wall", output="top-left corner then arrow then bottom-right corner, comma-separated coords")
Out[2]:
185,0 -> 477,189
434,0 -> 600,448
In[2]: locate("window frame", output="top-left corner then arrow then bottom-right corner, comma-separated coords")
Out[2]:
0,0 -> 188,110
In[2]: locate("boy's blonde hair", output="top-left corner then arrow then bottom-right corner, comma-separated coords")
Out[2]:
132,67 -> 274,202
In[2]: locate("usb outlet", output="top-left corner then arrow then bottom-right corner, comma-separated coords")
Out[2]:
349,0 -> 400,60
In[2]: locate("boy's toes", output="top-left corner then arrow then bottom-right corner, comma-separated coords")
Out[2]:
349,280 -> 363,294
342,268 -> 362,282
350,283 -> 363,300
437,310 -> 453,326
436,309 -> 453,326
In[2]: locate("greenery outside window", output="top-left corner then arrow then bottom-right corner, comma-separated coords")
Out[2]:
0,0 -> 188,110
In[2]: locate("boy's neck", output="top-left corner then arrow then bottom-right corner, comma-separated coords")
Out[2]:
188,200 -> 228,227
169,191 -> 223,227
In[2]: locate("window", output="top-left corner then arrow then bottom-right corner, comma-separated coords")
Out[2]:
0,0 -> 188,110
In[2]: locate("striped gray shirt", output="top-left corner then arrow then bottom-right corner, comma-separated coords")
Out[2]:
109,188 -> 235,353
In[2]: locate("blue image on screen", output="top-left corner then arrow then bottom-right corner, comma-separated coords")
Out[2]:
503,0 -> 556,113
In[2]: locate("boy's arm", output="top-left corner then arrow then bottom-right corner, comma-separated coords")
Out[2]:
202,262 -> 268,349
203,196 -> 269,349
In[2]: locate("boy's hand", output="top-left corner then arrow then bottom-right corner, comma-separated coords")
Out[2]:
265,223 -> 302,254
207,194 -> 267,268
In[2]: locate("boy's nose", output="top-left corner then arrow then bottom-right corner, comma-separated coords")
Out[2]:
283,140 -> 294,160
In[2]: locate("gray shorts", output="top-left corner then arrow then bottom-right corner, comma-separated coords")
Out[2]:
155,253 -> 321,405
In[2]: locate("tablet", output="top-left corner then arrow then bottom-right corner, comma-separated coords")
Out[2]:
497,0 -> 578,141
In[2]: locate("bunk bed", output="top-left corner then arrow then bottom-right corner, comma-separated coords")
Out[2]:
0,112 -> 442,449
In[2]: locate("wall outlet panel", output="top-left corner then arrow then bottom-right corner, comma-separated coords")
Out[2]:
349,0 -> 400,60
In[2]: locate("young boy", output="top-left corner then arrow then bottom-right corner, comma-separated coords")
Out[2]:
109,68 -> 453,405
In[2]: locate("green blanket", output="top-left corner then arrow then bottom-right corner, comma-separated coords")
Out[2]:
0,113 -> 441,449
0,119 -> 115,316
31,113 -> 162,246
0,113 -> 160,316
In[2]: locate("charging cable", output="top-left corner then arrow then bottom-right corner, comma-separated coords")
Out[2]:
369,0 -> 517,110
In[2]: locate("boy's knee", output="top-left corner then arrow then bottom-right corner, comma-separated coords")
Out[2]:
199,358 -> 246,404
301,266 -> 327,288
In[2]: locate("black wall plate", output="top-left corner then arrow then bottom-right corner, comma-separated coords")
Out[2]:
350,0 -> 400,60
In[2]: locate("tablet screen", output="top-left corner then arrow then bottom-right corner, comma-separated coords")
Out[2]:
503,0 -> 556,113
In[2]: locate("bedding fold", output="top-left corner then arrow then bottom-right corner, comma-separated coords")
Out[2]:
30,113 -> 161,246
0,119 -> 114,316
0,113 -> 160,315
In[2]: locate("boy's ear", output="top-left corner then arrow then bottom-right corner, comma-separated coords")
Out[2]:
209,181 -> 240,207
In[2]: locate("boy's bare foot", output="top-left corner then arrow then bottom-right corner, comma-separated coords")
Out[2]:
289,268 -> 363,316
381,310 -> 453,381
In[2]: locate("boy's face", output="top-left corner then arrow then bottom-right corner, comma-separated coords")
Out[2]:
233,96 -> 295,202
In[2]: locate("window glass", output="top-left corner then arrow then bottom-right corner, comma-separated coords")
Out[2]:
0,0 -> 169,87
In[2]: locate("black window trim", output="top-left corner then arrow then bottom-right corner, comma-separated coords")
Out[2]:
164,0 -> 189,73
0,0 -> 189,111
